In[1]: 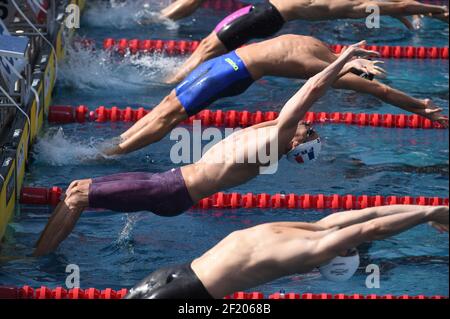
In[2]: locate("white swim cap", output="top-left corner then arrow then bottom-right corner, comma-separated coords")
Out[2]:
286,138 -> 322,164
319,252 -> 360,282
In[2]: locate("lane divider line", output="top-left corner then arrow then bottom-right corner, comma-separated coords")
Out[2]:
100,38 -> 449,59
20,186 -> 449,209
0,286 -> 447,299
48,105 -> 447,129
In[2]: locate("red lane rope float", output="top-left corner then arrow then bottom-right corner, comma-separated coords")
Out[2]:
195,193 -> 449,210
102,38 -> 449,59
48,105 -> 446,129
0,286 -> 447,299
265,293 -> 448,300
19,187 -> 449,209
0,286 -> 128,300
20,186 -> 63,206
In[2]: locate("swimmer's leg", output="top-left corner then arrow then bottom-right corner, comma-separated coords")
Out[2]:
165,32 -> 227,84
119,90 -> 182,141
66,173 -> 154,193
161,0 -> 205,21
34,181 -> 90,256
34,174 -> 159,256
103,90 -> 189,155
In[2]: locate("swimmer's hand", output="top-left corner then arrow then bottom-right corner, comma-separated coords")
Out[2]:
347,59 -> 387,79
420,99 -> 449,128
342,40 -> 380,59
428,206 -> 449,233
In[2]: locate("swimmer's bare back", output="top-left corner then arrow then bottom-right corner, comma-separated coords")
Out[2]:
191,205 -> 448,298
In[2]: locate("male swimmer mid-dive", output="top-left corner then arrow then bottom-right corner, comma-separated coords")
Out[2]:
164,0 -> 449,83
36,41 -> 384,256
124,205 -> 448,299
99,36 -> 447,157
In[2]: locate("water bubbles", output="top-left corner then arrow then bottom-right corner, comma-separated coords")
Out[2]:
116,214 -> 141,253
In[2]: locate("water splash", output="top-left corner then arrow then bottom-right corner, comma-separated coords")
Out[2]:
58,40 -> 184,92
135,5 -> 179,30
33,127 -> 111,166
116,214 -> 141,253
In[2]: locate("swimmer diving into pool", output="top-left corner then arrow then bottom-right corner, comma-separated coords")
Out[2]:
101,35 -> 447,156
124,205 -> 448,299
165,0 -> 449,82
35,41 -> 378,256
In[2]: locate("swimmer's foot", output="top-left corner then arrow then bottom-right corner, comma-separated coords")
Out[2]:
96,137 -> 125,157
135,9 -> 164,25
135,8 -> 178,30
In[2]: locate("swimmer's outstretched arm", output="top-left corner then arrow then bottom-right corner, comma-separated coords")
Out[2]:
332,73 -> 449,127
314,205 -> 443,229
316,205 -> 448,257
161,0 -> 205,20
276,41 -> 379,131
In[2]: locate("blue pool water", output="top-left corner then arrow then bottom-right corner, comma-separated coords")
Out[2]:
0,0 -> 448,296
